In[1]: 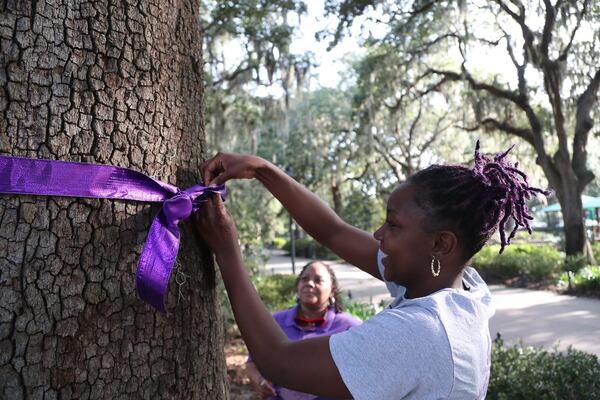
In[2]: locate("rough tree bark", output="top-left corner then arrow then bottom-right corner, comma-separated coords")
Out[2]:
0,1 -> 228,399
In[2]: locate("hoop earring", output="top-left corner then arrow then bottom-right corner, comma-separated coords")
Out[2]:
329,297 -> 336,308
431,256 -> 441,277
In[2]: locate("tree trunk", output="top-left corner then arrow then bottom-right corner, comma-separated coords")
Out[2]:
0,1 -> 228,399
554,173 -> 586,256
331,183 -> 342,216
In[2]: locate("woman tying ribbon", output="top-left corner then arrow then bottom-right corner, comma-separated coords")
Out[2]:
195,141 -> 548,399
245,261 -> 361,399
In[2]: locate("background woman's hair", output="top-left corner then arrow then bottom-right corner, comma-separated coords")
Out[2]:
408,140 -> 550,261
296,261 -> 345,313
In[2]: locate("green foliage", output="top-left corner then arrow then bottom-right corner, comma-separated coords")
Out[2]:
563,253 -> 590,273
343,297 -> 383,321
341,189 -> 386,232
593,242 -> 600,263
253,274 -> 298,312
282,237 -> 339,260
270,237 -> 287,249
472,244 -> 564,283
488,337 -> 600,399
558,266 -> 600,293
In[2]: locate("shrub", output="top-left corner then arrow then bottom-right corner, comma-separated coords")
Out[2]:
270,237 -> 287,249
593,242 -> 600,263
563,253 -> 590,273
253,274 -> 297,312
488,337 -> 600,399
283,237 -> 338,260
472,244 -> 563,283
343,297 -> 384,321
558,266 -> 600,293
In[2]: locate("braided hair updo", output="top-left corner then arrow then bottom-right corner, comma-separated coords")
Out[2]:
408,140 -> 550,260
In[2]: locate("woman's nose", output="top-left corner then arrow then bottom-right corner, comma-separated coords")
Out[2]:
373,225 -> 384,240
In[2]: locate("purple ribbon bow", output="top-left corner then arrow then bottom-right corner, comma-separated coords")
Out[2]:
0,155 -> 226,312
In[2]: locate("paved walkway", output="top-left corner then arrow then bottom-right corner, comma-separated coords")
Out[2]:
262,250 -> 600,356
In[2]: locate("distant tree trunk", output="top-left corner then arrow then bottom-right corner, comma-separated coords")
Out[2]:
0,1 -> 228,399
331,182 -> 342,216
551,162 -> 586,257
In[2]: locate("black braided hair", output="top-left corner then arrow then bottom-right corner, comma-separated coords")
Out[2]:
408,140 -> 550,259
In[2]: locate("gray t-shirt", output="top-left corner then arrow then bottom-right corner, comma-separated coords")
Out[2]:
329,250 -> 495,399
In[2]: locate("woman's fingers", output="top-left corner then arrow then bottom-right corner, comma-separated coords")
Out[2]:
209,171 -> 231,187
201,152 -> 260,186
201,153 -> 224,186
195,194 -> 240,256
201,152 -> 234,186
256,379 -> 276,397
263,381 -> 276,396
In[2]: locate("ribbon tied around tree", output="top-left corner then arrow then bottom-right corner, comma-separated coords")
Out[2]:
0,155 -> 226,313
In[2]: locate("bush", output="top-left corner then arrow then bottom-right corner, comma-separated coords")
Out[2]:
270,237 -> 287,249
558,266 -> 600,293
343,297 -> 384,321
593,242 -> 600,263
283,237 -> 338,260
472,244 -> 563,283
488,337 -> 600,399
563,253 -> 590,273
253,274 -> 298,312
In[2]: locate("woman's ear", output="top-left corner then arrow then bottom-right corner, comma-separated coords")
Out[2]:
432,230 -> 458,258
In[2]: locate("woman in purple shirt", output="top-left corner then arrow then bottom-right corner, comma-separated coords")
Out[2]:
246,261 -> 362,399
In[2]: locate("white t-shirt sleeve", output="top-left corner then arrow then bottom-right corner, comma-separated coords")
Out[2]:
329,306 -> 453,400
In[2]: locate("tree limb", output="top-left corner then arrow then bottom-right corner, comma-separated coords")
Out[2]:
572,69 -> 600,190
558,0 -> 588,61
425,67 -> 527,109
502,30 -> 528,96
540,0 -> 556,58
461,117 -> 535,146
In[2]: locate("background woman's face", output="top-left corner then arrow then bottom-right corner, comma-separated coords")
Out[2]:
297,263 -> 333,309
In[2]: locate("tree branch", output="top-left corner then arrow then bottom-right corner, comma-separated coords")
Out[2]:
461,117 -> 535,146
493,0 -> 539,66
540,0 -> 556,58
558,0 -> 588,61
502,30 -> 528,96
572,69 -> 600,190
344,161 -> 371,182
373,139 -> 403,183
425,67 -> 527,109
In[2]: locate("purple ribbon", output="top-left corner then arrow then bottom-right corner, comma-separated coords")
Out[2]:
0,155 -> 226,313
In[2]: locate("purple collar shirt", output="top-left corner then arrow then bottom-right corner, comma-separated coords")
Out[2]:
248,305 -> 362,400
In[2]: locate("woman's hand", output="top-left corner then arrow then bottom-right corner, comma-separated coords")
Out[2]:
194,194 -> 240,257
201,152 -> 265,186
254,377 -> 277,399
246,362 -> 277,398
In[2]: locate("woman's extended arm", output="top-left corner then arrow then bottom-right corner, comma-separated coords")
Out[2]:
196,195 -> 352,398
201,153 -> 381,279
